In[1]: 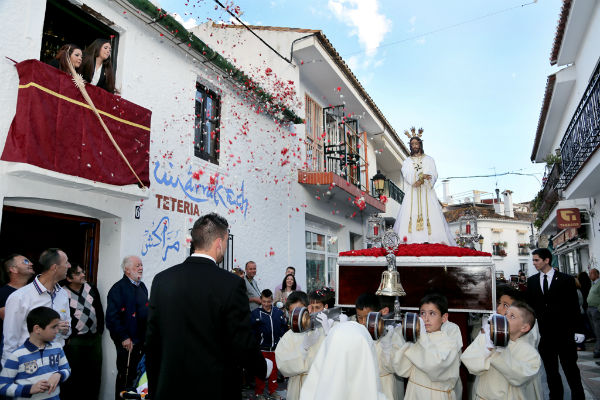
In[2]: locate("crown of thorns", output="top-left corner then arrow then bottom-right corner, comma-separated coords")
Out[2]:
404,126 -> 424,140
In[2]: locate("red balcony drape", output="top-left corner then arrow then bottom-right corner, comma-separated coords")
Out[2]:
1,59 -> 151,187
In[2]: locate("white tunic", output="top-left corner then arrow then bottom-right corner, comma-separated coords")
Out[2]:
461,332 -> 541,399
300,322 -> 387,400
393,155 -> 456,245
375,339 -> 405,400
390,327 -> 461,399
275,329 -> 325,400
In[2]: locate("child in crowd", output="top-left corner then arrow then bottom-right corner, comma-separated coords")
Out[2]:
354,293 -> 405,400
275,291 -> 325,400
461,301 -> 541,399
307,288 -> 330,313
0,306 -> 70,399
496,285 -> 539,346
388,293 -> 461,399
251,289 -> 287,400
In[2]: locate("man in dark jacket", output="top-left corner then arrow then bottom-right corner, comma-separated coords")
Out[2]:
526,248 -> 585,399
106,255 -> 148,400
146,213 -> 268,399
251,289 -> 287,398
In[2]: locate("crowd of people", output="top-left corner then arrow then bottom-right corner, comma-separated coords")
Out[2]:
48,38 -> 116,94
0,213 -> 594,400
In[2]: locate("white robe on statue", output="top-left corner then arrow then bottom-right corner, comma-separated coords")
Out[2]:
275,329 -> 325,400
389,326 -> 461,400
300,322 -> 387,400
461,332 -> 541,399
393,155 -> 456,245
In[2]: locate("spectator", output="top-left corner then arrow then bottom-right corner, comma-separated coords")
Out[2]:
145,213 -> 268,399
81,39 -> 115,93
60,264 -> 104,400
0,254 -> 35,355
233,268 -> 245,279
2,248 -> 71,364
106,256 -> 148,400
251,289 -> 287,399
48,44 -> 82,74
274,267 -> 302,292
274,274 -> 296,308
245,261 -> 261,312
0,307 -> 70,398
575,278 -> 586,351
587,268 -> 600,358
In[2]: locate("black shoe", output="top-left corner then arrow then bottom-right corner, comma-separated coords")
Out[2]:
594,352 -> 600,358
596,361 -> 600,366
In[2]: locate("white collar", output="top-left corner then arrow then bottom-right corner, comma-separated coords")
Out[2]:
191,253 -> 216,264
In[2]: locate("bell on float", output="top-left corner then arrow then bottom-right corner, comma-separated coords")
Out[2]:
376,269 -> 406,297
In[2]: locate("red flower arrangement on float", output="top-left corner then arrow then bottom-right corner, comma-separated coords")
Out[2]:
339,243 -> 491,257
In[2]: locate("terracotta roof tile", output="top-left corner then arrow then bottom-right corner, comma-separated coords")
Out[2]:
550,0 -> 573,66
531,74 -> 557,161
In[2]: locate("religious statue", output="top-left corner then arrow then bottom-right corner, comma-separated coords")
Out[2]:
393,127 -> 456,246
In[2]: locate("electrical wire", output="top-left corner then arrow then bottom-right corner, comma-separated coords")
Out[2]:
343,1 -> 538,57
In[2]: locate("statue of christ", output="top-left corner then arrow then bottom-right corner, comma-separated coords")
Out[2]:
393,130 -> 456,246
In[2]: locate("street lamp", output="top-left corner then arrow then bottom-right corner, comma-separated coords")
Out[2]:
372,170 -> 386,196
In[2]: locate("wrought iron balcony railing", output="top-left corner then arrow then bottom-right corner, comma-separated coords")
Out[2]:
558,60 -> 600,189
371,179 -> 405,204
538,163 -> 561,218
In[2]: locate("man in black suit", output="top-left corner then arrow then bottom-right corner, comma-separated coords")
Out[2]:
146,213 -> 269,399
526,248 -> 585,399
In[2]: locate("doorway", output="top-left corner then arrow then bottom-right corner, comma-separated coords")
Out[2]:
0,206 -> 100,284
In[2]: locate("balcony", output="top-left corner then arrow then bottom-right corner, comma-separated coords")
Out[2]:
371,178 -> 404,205
558,60 -> 600,189
1,60 -> 151,188
538,163 -> 562,219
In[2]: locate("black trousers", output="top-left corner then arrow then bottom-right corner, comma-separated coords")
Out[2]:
539,336 -> 584,400
114,343 -> 144,400
61,333 -> 102,400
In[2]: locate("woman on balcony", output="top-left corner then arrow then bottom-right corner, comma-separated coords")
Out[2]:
48,44 -> 82,74
81,39 -> 115,93
393,129 -> 456,246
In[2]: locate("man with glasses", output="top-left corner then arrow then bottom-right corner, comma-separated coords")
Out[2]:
0,254 -> 35,358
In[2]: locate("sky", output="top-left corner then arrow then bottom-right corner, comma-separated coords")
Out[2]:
158,0 -> 563,203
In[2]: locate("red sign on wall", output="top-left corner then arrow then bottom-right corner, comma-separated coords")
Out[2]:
557,208 -> 581,229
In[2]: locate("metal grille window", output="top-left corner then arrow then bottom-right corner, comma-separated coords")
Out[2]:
305,230 -> 338,293
305,95 -> 324,171
194,82 -> 220,164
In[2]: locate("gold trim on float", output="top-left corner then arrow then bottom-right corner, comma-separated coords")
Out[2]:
18,82 -> 151,132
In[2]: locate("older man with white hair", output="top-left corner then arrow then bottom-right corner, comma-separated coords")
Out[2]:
106,255 -> 148,400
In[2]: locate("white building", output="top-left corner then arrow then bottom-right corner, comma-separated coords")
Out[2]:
193,23 -> 409,292
530,0 -> 600,274
445,189 -> 536,279
0,1 -> 407,397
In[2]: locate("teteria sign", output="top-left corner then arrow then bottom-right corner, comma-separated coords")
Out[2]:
557,208 -> 581,229
155,193 -> 201,216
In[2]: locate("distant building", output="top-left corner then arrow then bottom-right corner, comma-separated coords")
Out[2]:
530,0 -> 599,275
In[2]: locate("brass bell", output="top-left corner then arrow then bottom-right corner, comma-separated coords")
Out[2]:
376,269 -> 406,297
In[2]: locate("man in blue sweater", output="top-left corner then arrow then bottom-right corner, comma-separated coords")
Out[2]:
251,289 -> 287,399
106,256 -> 148,400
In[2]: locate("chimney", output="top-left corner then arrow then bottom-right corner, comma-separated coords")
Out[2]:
495,188 -> 500,203
442,180 -> 450,203
473,190 -> 481,203
503,190 -> 514,218
494,201 -> 504,215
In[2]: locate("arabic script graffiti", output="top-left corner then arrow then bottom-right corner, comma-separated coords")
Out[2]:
141,216 -> 180,261
153,162 -> 250,217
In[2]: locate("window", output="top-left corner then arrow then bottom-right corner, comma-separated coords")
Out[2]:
194,83 -> 221,163
519,263 -> 528,274
41,0 -> 119,68
218,234 -> 234,271
305,230 -> 338,293
305,95 -> 324,171
492,242 -> 507,257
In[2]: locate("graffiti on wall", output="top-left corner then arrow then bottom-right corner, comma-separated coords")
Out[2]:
141,216 -> 181,261
153,161 -> 250,217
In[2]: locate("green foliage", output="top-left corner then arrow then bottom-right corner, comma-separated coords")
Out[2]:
543,153 -> 562,166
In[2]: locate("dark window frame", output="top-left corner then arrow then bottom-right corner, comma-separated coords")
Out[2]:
194,82 -> 221,164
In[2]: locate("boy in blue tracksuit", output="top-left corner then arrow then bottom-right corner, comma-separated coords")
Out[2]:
251,289 -> 287,399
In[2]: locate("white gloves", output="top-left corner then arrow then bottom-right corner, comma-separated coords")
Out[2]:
265,358 -> 273,379
575,333 -> 585,344
417,317 -> 429,346
482,319 -> 494,356
338,313 -> 348,323
316,312 -> 334,336
379,325 -> 395,353
302,330 -> 320,352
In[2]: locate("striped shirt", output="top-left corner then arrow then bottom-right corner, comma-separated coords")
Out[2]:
0,339 -> 70,399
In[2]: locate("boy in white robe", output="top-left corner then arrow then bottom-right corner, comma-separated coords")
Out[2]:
275,291 -> 329,400
300,321 -> 387,400
461,301 -> 541,399
354,293 -> 405,400
389,293 -> 461,399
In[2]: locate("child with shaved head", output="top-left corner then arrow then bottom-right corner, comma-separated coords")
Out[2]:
461,301 -> 541,399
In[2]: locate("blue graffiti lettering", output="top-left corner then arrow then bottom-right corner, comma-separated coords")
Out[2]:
153,161 -> 249,217
141,216 -> 180,261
